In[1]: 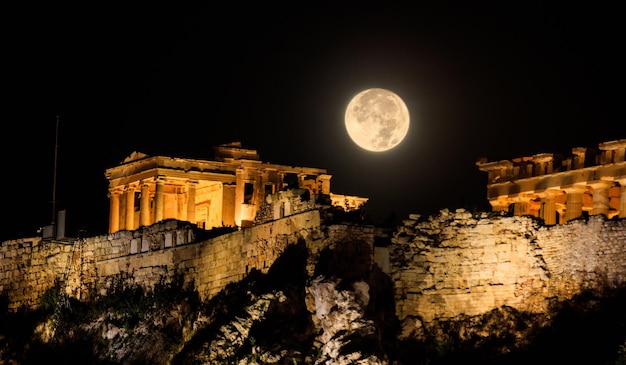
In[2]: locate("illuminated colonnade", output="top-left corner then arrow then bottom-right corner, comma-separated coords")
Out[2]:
105,143 -> 337,233
108,177 -> 214,232
477,139 -> 626,224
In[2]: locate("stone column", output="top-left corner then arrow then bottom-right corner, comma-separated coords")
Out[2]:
298,173 -> 308,191
140,182 -> 151,227
178,187 -> 187,222
125,185 -> 135,230
512,197 -> 531,216
590,181 -> 612,217
317,174 -> 332,195
564,185 -> 585,222
540,191 -> 558,225
108,189 -> 121,233
234,168 -> 245,226
619,179 -> 626,219
572,147 -> 587,169
599,140 -> 626,163
187,180 -> 197,224
532,153 -> 554,176
556,207 -> 566,224
154,176 -> 165,223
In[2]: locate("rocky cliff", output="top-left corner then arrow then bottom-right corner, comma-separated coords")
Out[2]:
2,208 -> 626,364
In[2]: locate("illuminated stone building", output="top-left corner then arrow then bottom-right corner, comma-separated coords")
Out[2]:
477,139 -> 626,224
105,142 -> 366,233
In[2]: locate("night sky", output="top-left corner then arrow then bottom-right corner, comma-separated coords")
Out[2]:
4,3 -> 625,241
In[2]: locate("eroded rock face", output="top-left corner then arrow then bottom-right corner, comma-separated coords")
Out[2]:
391,209 -> 550,326
173,275 -> 389,364
390,208 -> 626,338
203,292 -> 284,363
306,276 -> 387,365
4,208 -> 626,364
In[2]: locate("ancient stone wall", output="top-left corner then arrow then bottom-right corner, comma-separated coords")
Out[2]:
92,210 -> 326,301
390,209 -> 626,324
0,220 -> 202,311
5,206 -> 626,325
0,237 -> 70,310
536,216 -> 626,297
1,210 -> 376,311
253,189 -> 318,225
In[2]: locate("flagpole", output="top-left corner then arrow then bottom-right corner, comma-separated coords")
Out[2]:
52,115 -> 59,225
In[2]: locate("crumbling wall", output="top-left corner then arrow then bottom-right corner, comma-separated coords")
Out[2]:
0,220 -> 200,311
0,237 -> 69,310
390,209 -> 626,325
254,188 -> 317,224
1,210 -> 355,310
6,205 -> 625,324
536,216 -> 626,297
93,210 -> 325,301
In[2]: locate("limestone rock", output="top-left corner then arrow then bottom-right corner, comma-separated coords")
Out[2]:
307,276 -> 387,365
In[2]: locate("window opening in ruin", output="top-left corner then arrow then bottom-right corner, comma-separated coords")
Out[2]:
244,182 -> 254,204
303,174 -> 318,194
264,183 -> 274,197
585,149 -> 597,167
283,173 -> 298,190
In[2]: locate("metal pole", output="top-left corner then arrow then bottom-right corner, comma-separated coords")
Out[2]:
52,115 -> 59,224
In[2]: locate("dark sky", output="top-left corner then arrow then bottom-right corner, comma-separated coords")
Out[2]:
4,3 -> 625,241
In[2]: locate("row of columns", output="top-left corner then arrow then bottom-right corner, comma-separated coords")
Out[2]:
492,180 -> 626,225
108,177 -> 197,233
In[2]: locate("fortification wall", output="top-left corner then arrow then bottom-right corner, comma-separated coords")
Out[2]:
5,206 -> 625,323
536,216 -> 626,297
390,209 -> 626,324
1,210 -> 376,311
0,237 -> 70,310
93,210 -> 326,301
0,220 -> 203,310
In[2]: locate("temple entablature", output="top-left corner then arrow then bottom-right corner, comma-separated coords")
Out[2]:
477,139 -> 626,223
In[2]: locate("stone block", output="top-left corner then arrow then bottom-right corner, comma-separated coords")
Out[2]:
130,239 -> 139,254
164,232 -> 173,248
141,238 -> 150,252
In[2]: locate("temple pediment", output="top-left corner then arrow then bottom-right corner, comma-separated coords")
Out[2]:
122,151 -> 150,164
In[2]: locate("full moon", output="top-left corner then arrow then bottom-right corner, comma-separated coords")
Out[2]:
344,88 -> 410,152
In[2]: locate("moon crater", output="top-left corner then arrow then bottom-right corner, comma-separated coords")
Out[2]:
345,88 -> 410,152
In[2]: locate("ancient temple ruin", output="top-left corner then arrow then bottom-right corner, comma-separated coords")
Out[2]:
477,139 -> 626,224
105,142 -> 367,233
